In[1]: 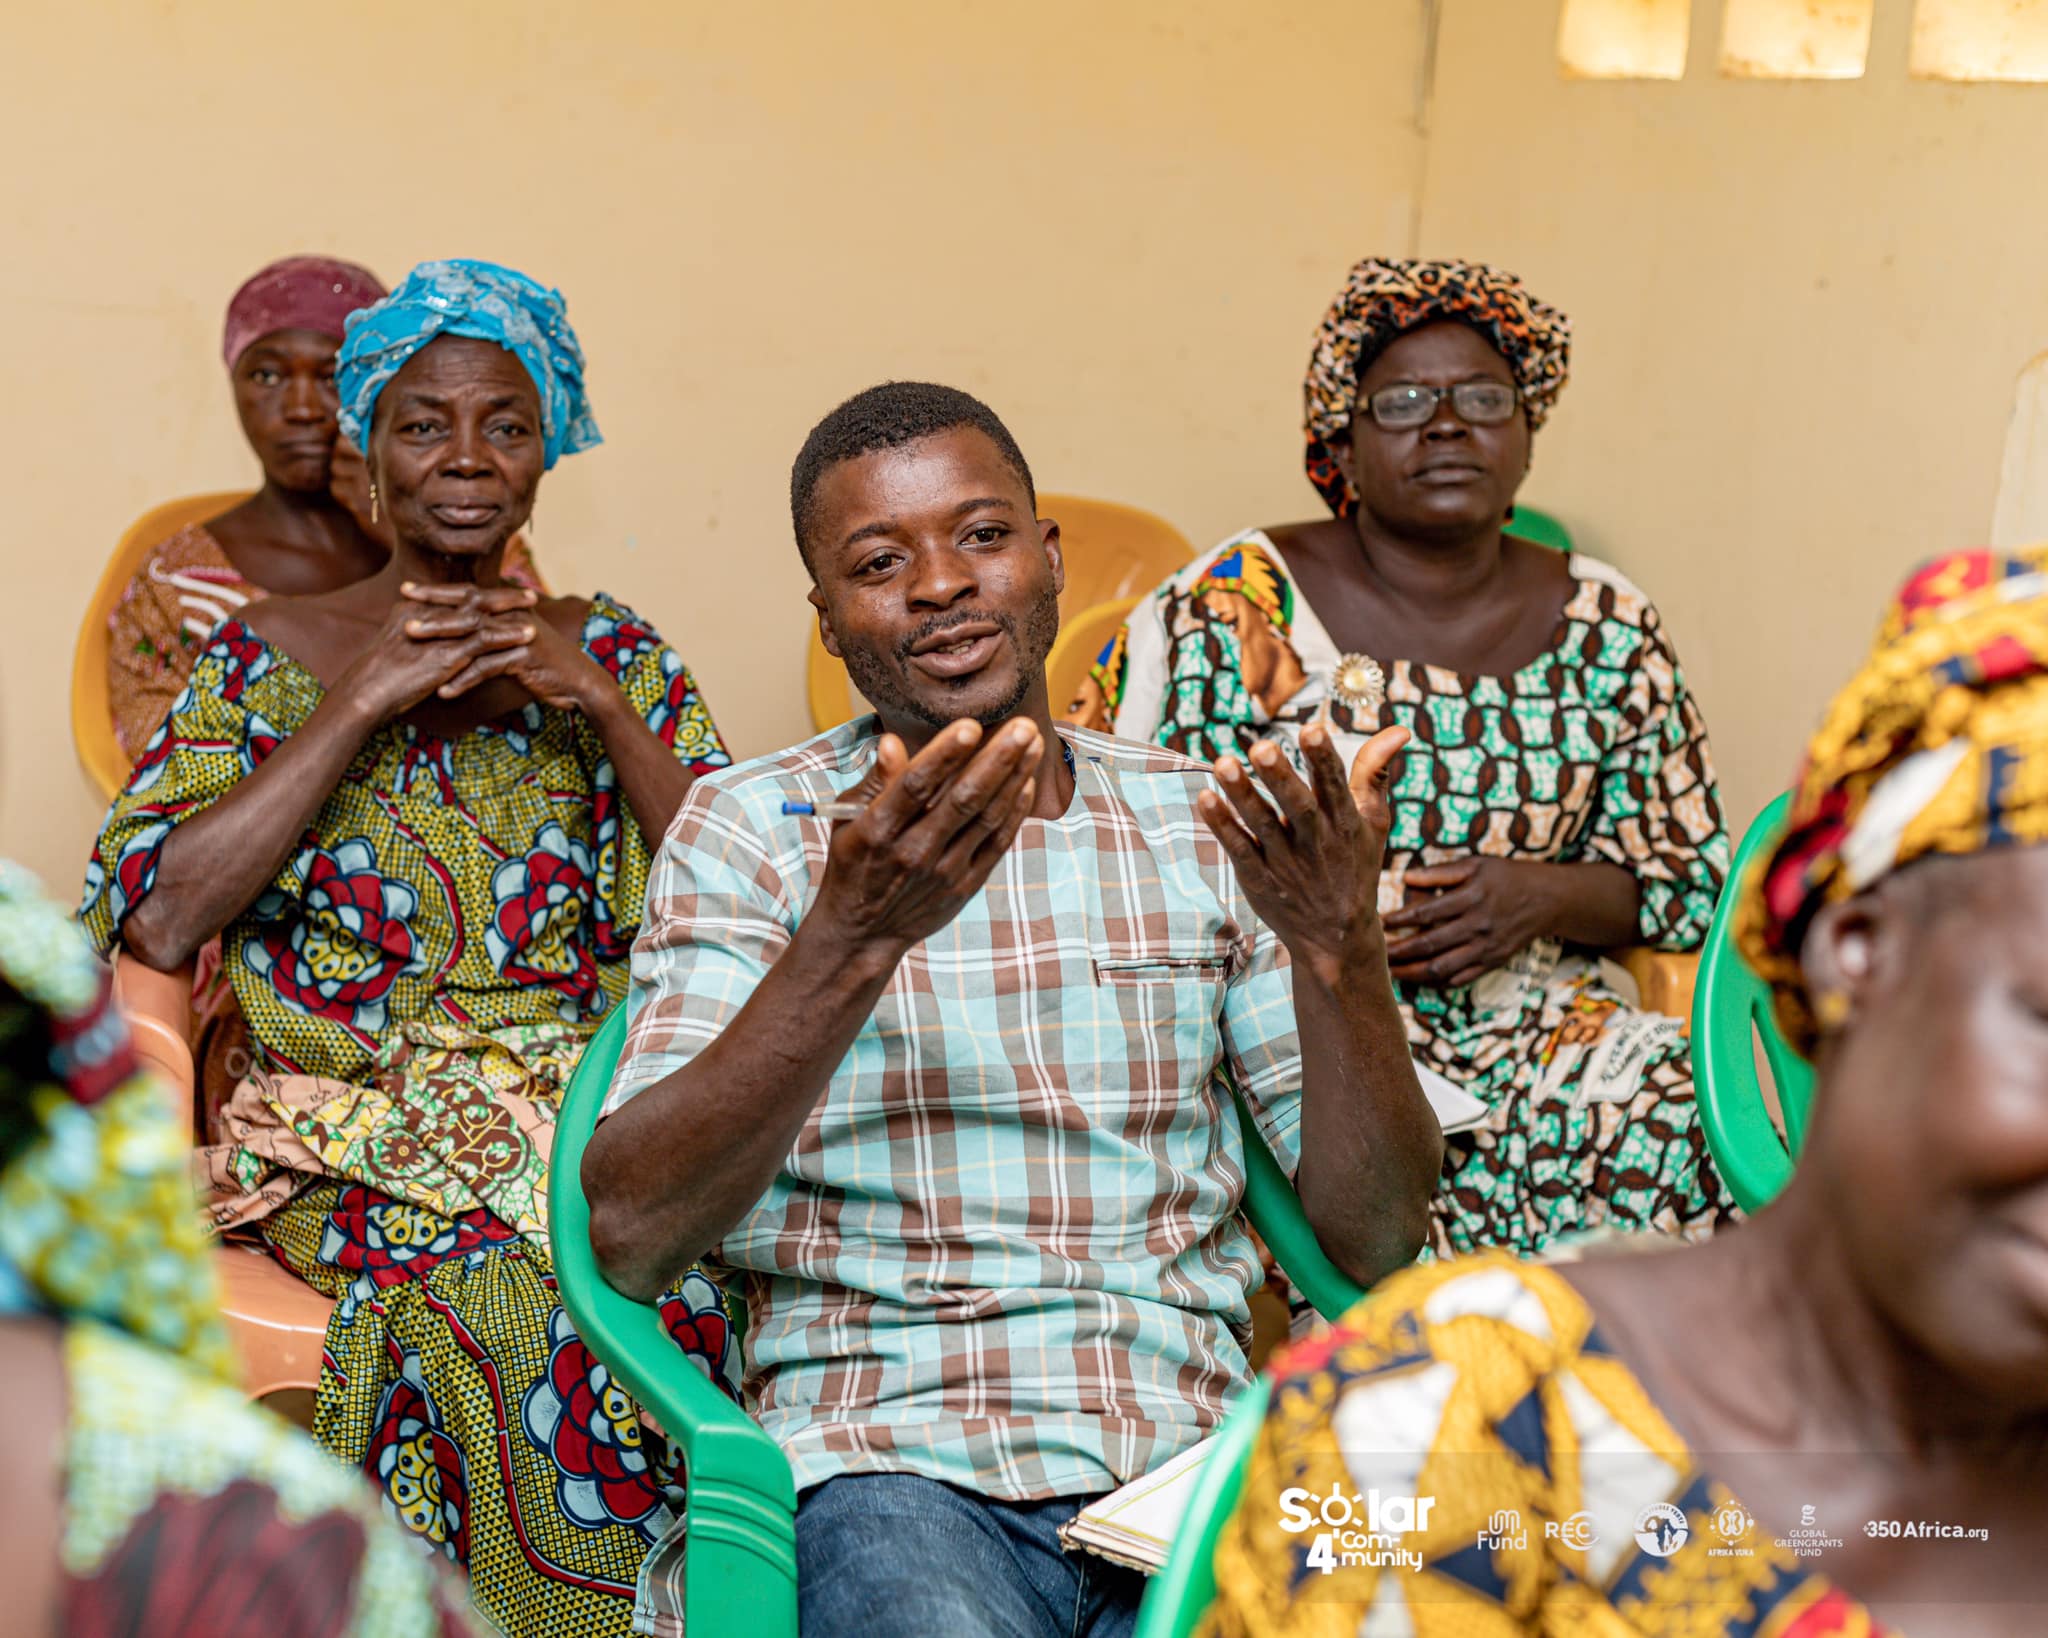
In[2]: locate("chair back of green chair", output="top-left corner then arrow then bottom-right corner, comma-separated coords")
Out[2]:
549,1005 -> 799,1638
1691,791 -> 1815,1213
1504,504 -> 1574,554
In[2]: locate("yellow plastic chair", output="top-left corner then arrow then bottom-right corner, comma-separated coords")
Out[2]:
74,491 -> 250,799
1046,595 -> 1139,721
805,494 -> 1194,731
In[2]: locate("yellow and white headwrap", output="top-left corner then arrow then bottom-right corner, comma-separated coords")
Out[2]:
1738,546 -> 2048,1053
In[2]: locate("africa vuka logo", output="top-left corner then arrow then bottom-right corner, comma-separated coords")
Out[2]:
1709,1501 -> 1756,1558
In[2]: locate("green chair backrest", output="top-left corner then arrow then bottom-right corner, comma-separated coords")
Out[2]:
1504,503 -> 1573,553
1691,791 -> 1815,1213
549,1005 -> 799,1638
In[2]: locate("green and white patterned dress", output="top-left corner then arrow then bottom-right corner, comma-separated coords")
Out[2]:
1075,531 -> 1735,1256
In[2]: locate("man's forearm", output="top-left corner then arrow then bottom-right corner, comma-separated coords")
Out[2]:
585,919 -> 905,1300
1290,935 -> 1444,1289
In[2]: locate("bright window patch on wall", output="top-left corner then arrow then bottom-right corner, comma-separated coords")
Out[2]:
1721,0 -> 1874,78
1559,0 -> 1691,79
1912,0 -> 2048,81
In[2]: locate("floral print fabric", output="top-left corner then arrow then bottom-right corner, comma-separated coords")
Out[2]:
83,592 -> 723,1084
78,597 -> 738,1635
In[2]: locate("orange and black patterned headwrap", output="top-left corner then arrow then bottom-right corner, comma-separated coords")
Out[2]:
1303,257 -> 1572,518
1736,546 -> 2048,1056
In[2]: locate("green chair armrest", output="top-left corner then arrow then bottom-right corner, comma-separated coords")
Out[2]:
550,1006 -> 798,1634
1133,1376 -> 1272,1638
1229,1080 -> 1367,1324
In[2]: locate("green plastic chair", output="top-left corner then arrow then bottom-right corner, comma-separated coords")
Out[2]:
1691,791 -> 1816,1214
1132,1375 -> 1273,1638
551,1010 -> 1363,1636
551,1006 -> 798,1638
1504,503 -> 1573,553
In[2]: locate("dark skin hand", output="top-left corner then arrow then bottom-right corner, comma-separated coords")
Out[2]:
207,327 -> 388,595
1200,723 -> 1444,1283
586,426 -> 1441,1299
1381,856 -> 1640,989
118,336 -> 694,972
1264,320 -> 1639,976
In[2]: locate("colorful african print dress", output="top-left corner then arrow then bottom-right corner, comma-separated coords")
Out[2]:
80,596 -> 739,1638
105,521 -> 548,1131
1203,1254 -> 1900,1637
1077,534 -> 1733,1256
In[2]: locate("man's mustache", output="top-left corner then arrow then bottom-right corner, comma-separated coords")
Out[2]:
895,608 -> 1014,661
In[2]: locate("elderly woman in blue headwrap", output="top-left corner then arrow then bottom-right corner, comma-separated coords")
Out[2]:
81,260 -> 736,1637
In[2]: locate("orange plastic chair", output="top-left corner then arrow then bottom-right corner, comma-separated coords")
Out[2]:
804,493 -> 1195,731
1046,595 -> 1139,722
110,953 -> 335,1407
74,491 -> 251,800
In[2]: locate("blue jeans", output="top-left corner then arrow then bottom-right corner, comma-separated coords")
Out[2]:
795,1472 -> 1147,1637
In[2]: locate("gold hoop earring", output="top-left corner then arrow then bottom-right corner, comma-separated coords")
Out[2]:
369,481 -> 380,526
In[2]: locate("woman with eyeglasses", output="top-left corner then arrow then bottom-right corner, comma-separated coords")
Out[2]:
1071,258 -> 1732,1259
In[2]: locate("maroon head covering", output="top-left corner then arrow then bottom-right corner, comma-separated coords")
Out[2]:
221,255 -> 386,370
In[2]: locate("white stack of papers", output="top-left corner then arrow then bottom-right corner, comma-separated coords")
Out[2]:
1059,1437 -> 1217,1574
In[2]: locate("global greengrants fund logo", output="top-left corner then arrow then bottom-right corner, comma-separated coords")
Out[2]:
1776,1504 -> 1845,1560
1278,1485 -> 1436,1575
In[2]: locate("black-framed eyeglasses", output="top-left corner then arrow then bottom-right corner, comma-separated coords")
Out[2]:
1362,380 -> 1519,431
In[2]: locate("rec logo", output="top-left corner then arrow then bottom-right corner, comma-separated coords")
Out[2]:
1478,1508 -> 1528,1551
1544,1510 -> 1598,1551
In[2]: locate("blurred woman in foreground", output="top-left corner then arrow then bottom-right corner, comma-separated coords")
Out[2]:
1203,548 -> 2048,1636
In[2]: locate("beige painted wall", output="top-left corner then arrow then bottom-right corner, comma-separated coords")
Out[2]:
0,0 -> 1426,897
10,0 -> 2048,895
1420,0 -> 2048,832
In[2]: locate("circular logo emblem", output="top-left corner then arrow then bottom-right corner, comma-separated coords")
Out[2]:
1634,1502 -> 1690,1558
1555,1510 -> 1598,1551
1713,1502 -> 1754,1543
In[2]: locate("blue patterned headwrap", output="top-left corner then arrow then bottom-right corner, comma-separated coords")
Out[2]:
336,258 -> 602,469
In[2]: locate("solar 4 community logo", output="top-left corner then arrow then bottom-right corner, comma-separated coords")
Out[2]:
1277,1485 -> 1437,1575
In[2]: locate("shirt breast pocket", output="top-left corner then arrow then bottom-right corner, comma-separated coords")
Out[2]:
1092,950 -> 1235,987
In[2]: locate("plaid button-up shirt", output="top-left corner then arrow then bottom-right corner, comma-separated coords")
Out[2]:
610,721 -> 1303,1502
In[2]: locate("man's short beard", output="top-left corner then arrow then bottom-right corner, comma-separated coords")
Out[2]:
839,584 -> 1061,732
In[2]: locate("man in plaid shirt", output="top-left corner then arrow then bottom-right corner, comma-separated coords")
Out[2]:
587,382 -> 1441,1636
